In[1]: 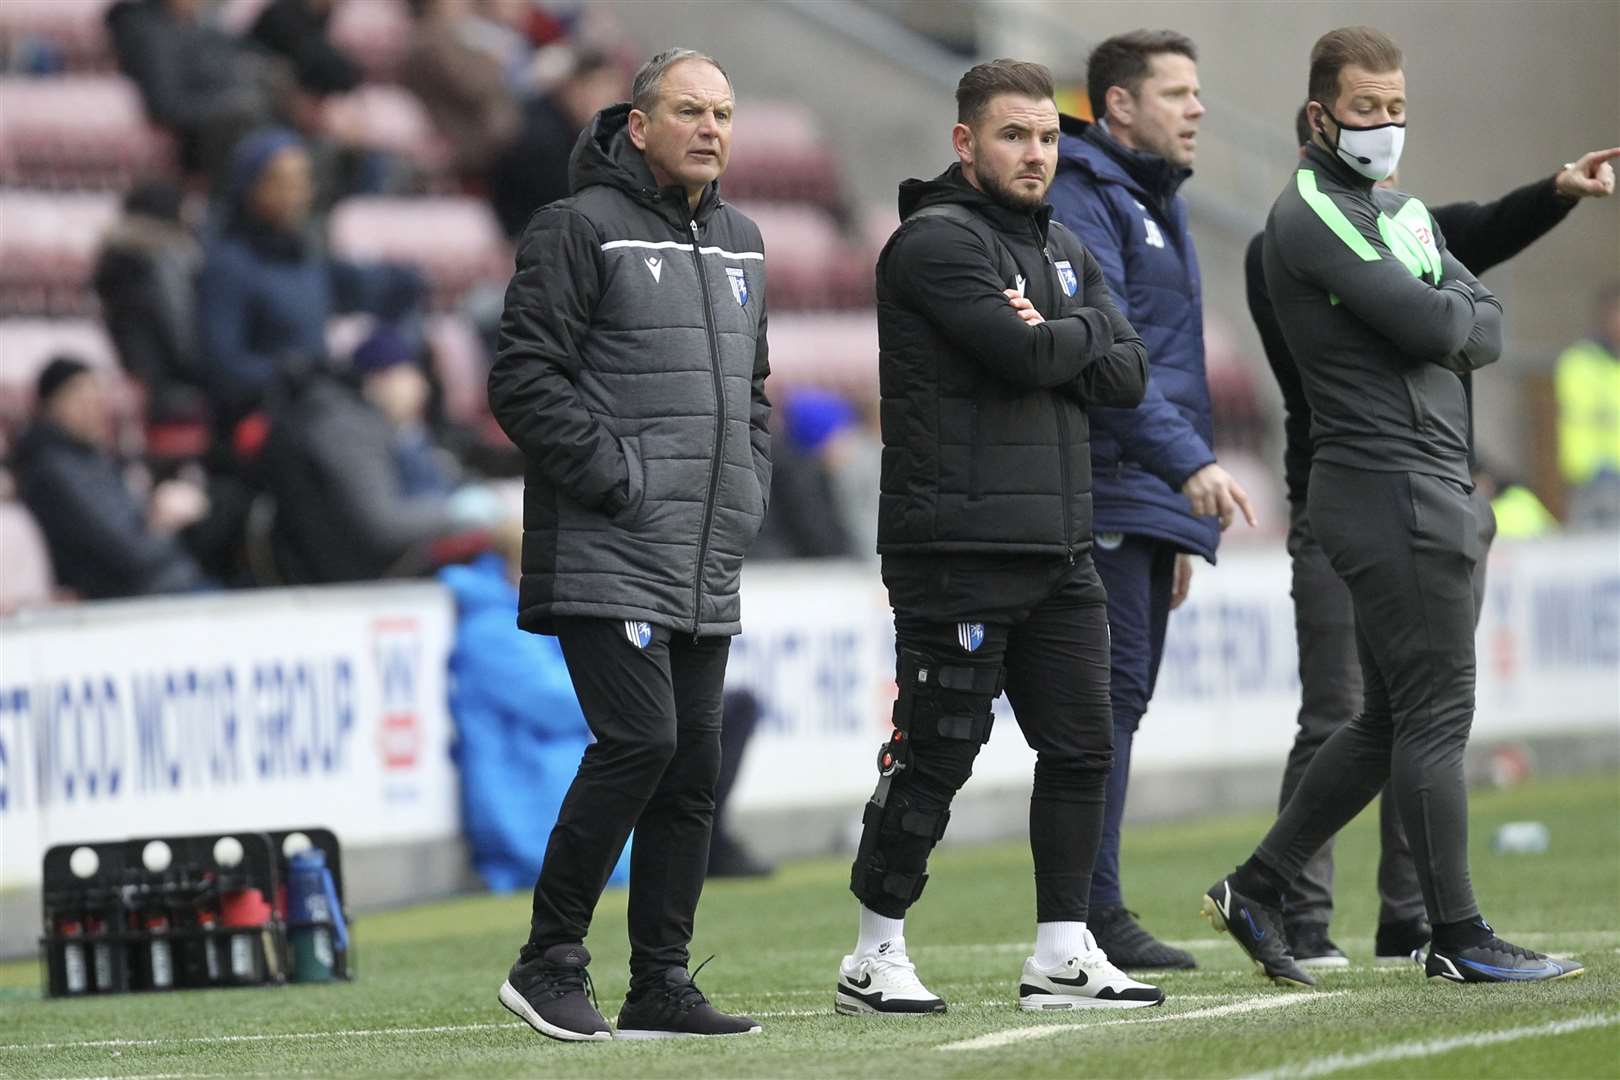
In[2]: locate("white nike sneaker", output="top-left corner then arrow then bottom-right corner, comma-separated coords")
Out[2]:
1019,932 -> 1166,1010
835,945 -> 947,1015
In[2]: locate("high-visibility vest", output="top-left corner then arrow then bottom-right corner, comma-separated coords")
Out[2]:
1555,339 -> 1620,486
1490,484 -> 1557,539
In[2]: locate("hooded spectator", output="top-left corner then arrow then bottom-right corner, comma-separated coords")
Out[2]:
263,326 -> 495,584
196,128 -> 423,422
92,180 -> 208,425
246,0 -> 363,98
15,358 -> 211,599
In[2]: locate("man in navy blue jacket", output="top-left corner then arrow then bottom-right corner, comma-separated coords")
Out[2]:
1048,29 -> 1255,970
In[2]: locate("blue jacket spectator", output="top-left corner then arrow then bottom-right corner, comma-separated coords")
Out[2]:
197,129 -> 422,419
1049,116 -> 1218,560
440,552 -> 630,892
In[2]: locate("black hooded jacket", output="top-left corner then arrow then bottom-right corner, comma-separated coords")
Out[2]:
876,165 -> 1148,557
488,104 -> 771,636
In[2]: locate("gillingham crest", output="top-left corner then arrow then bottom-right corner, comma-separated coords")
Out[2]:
957,622 -> 986,653
1055,259 -> 1078,297
726,266 -> 749,306
624,620 -> 653,649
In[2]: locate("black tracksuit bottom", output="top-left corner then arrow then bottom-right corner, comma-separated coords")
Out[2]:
527,618 -> 728,986
851,553 -> 1115,923
1276,485 -> 1497,930
1257,462 -> 1485,926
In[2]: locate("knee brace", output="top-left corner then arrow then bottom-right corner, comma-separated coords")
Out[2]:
848,650 -> 1003,908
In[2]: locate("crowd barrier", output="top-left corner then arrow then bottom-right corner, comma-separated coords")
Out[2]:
3,536 -> 1617,893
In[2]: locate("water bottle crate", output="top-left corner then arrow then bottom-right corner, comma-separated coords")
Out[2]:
38,827 -> 354,998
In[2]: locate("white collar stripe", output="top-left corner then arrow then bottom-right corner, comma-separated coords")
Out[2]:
599,239 -> 763,260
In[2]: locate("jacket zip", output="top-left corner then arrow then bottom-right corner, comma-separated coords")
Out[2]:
1036,224 -> 1077,562
688,218 -> 727,635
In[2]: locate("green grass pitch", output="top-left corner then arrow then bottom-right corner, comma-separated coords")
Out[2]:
3,770 -> 1617,1079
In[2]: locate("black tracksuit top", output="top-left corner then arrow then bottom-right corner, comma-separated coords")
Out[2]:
1261,144 -> 1505,488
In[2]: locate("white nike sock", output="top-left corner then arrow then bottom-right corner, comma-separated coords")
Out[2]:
1035,921 -> 1088,968
855,905 -> 906,958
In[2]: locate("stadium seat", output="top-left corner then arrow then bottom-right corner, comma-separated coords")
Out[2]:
0,190 -> 120,316
328,0 -> 412,84
763,311 -> 877,393
733,201 -> 871,311
328,196 -> 511,308
424,314 -> 489,427
320,83 -> 452,177
0,76 -> 175,188
726,101 -> 841,208
0,500 -> 55,612
0,0 -> 116,75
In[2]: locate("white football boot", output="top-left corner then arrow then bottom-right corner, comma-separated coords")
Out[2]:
1019,929 -> 1166,1010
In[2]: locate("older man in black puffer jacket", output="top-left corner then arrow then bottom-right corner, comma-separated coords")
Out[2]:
487,48 -> 770,1043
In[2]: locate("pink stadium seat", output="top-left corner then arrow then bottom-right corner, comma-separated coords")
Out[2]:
764,312 -> 877,394
328,196 -> 511,308
0,76 -> 175,188
734,201 -> 871,311
0,0 -> 116,74
0,191 -> 120,315
425,314 -> 489,426
328,0 -> 412,84
726,101 -> 840,207
320,84 -> 452,176
0,500 -> 56,612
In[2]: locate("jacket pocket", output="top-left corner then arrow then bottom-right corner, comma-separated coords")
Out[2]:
1400,373 -> 1426,433
967,401 -> 983,500
614,435 -> 646,526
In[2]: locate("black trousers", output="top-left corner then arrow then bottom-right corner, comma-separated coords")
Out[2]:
851,553 -> 1114,923
528,619 -> 728,985
1277,486 -> 1497,929
1258,464 -> 1485,926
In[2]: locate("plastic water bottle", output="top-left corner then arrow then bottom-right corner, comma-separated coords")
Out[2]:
1491,821 -> 1550,854
286,848 -> 348,982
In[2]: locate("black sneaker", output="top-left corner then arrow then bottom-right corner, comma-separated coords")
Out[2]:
1427,932 -> 1585,983
498,943 -> 612,1042
1201,877 -> 1316,988
615,963 -> 763,1039
1089,905 -> 1197,970
1374,917 -> 1431,967
1286,922 -> 1349,970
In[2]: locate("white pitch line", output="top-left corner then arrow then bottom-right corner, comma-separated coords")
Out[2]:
1235,1013 -> 1620,1080
0,1022 -> 522,1054
753,994 -> 1241,1019
936,992 -> 1338,1052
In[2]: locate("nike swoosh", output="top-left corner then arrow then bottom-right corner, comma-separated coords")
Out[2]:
1046,972 -> 1089,987
847,973 -> 872,990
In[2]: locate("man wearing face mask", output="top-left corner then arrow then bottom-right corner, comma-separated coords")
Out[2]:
1202,25 -> 1584,987
1046,29 -> 1256,972
1246,103 -> 1618,970
837,59 -> 1158,1016
488,47 -> 771,1041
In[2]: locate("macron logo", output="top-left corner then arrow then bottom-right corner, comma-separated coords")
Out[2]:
645,256 -> 663,282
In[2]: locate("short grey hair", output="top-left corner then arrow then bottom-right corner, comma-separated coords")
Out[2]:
630,47 -> 731,115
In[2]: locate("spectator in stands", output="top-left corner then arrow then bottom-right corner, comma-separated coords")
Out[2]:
106,0 -> 280,179
488,49 -> 627,238
197,128 -> 423,423
1558,281 -> 1620,529
246,0 -> 362,99
264,326 -> 497,583
92,180 -> 208,426
15,357 -> 211,599
752,389 -> 857,560
401,0 -> 523,179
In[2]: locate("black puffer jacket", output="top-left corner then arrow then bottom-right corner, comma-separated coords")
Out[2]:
489,104 -> 771,636
876,166 -> 1147,556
